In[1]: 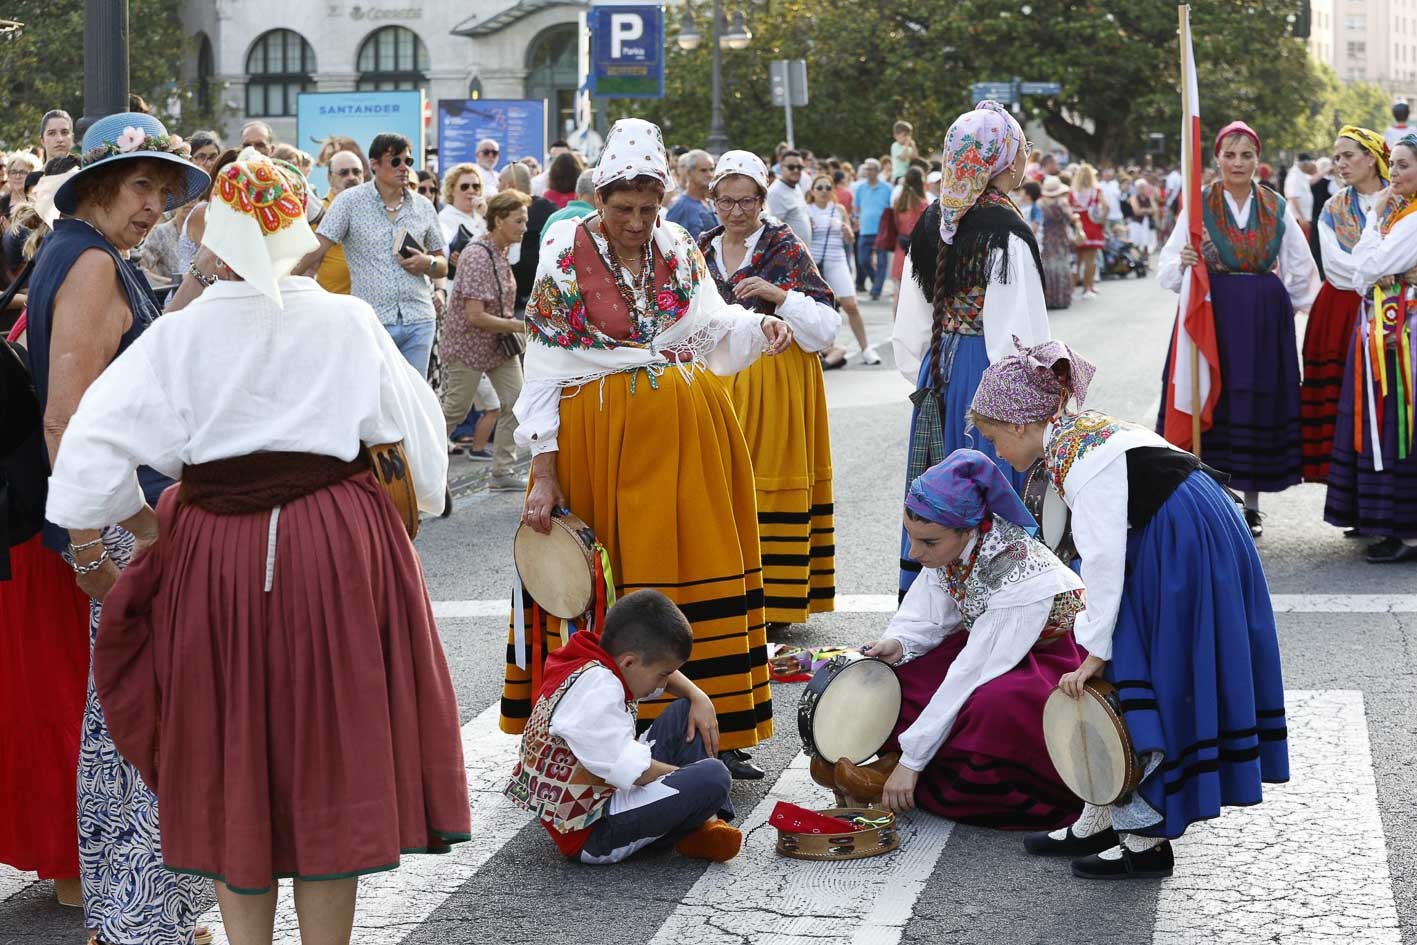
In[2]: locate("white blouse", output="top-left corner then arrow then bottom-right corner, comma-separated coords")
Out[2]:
706,222 -> 841,353
1350,198 -> 1417,294
881,559 -> 1062,773
1318,188 -> 1381,293
46,277 -> 450,528
891,234 -> 1050,384
549,665 -> 652,792
1156,187 -> 1320,311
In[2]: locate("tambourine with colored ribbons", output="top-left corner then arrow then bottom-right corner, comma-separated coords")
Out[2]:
512,507 -> 616,693
1360,284 -> 1416,463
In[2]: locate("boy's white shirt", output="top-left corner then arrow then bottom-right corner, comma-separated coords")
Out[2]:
548,665 -> 654,791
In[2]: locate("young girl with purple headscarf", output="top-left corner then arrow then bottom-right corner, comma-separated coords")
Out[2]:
969,339 -> 1289,881
889,101 -> 1052,602
812,449 -> 1088,831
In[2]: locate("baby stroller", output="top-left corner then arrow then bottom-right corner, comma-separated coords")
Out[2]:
1101,228 -> 1148,279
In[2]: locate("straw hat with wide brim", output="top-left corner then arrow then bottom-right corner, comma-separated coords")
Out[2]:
54,112 -> 209,215
1040,175 -> 1069,198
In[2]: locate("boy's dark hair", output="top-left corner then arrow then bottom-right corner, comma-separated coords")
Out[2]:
601,590 -> 693,665
369,133 -> 412,163
780,149 -> 802,161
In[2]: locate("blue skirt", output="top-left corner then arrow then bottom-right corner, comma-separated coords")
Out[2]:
1107,471 -> 1289,838
898,334 -> 1026,598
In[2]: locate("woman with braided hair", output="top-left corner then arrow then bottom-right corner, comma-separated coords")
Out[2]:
890,101 -> 1051,599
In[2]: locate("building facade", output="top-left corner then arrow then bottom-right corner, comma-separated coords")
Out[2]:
1321,0 -> 1417,103
181,0 -> 589,153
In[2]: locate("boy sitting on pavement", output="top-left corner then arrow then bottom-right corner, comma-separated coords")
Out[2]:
505,589 -> 742,864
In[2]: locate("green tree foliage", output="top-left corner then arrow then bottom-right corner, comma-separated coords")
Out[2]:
0,0 -> 217,151
606,0 -> 1380,164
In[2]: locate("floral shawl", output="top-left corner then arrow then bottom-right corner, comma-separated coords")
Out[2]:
523,214 -> 750,387
1321,186 -> 1372,253
698,220 -> 835,316
1201,181 -> 1285,273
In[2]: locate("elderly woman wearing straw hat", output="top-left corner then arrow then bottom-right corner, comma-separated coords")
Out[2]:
24,111 -> 211,945
1300,127 -> 1387,485
504,119 -> 793,781
697,150 -> 840,631
890,100 -> 1051,602
1156,120 -> 1320,537
45,151 -> 468,943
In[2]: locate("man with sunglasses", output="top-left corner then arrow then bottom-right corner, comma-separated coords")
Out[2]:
766,149 -> 812,243
297,133 -> 448,377
475,138 -> 502,197
312,150 -> 365,295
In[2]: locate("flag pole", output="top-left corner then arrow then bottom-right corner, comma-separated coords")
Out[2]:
1179,4 -> 1202,456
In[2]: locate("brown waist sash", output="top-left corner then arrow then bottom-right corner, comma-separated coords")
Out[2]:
178,451 -> 370,515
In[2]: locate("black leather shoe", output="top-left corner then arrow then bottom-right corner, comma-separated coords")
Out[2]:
1071,840 -> 1174,880
1344,527 -> 1363,538
1023,826 -> 1119,857
441,485 -> 454,518
719,749 -> 765,780
1244,508 -> 1263,538
1367,537 -> 1417,564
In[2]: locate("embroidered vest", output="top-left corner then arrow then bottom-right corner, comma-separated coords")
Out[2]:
938,285 -> 986,336
1045,410 -> 1147,495
573,223 -> 675,342
504,661 -> 639,835
938,517 -> 1084,645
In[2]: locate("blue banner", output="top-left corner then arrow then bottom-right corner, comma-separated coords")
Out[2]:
437,99 -> 547,174
591,5 -> 664,99
296,90 -> 425,197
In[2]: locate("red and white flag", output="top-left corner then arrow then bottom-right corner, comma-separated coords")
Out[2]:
1163,4 -> 1221,454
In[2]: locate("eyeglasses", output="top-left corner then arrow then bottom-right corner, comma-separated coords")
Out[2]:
782,163 -> 804,172
479,148 -> 500,157
7,170 -> 26,178
812,185 -> 832,191
387,155 -> 412,168
418,185 -> 437,194
334,167 -> 362,177
714,196 -> 762,213
458,181 -> 481,192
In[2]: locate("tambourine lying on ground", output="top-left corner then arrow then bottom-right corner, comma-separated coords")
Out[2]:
774,806 -> 901,861
1042,678 -> 1143,805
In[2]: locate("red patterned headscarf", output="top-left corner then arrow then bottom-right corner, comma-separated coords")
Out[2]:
1213,120 -> 1261,157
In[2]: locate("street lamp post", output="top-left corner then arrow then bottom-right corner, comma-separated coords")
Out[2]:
80,0 -> 130,135
678,2 -> 751,157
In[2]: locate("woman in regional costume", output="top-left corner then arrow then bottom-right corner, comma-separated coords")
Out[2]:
46,154 -> 470,939
1329,133 -> 1417,563
1302,127 -> 1389,483
508,119 -> 794,780
813,451 -> 1086,830
891,101 -> 1051,600
970,340 -> 1289,880
26,113 -> 209,945
1156,121 -> 1320,536
698,150 -> 840,628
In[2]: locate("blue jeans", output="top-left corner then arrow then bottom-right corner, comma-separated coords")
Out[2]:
384,316 -> 437,380
855,234 -> 889,298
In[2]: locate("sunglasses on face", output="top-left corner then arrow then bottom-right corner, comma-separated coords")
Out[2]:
418,185 -> 436,194
334,168 -> 362,177
812,185 -> 831,191
386,155 -> 412,168
479,149 -> 500,157
458,182 -> 481,192
783,164 -> 804,172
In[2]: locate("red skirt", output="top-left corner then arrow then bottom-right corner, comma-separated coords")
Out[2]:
883,630 -> 1084,830
94,473 -> 470,894
0,536 -> 90,878
1300,283 -> 1362,482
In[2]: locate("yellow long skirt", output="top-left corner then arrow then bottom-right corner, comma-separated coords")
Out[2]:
499,366 -> 773,751
726,344 -> 836,625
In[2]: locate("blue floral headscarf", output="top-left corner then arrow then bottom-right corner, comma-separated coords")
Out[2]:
906,449 -> 1037,533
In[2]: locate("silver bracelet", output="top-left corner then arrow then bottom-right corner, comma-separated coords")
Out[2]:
187,262 -> 217,288
68,536 -> 104,554
71,549 -> 110,575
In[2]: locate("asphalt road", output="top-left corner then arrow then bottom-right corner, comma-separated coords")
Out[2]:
3,270 -> 1414,945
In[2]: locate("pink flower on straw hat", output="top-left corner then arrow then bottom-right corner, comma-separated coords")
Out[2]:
116,127 -> 148,153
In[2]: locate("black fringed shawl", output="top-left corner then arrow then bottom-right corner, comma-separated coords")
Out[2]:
908,190 -> 1043,301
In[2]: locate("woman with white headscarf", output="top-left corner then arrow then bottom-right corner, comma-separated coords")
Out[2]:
504,119 -> 793,779
890,101 -> 1051,600
45,155 -> 469,943
698,150 -> 840,631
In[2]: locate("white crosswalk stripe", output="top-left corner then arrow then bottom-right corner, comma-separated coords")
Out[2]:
3,690 -> 1402,943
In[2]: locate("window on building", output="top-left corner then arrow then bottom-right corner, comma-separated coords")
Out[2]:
1348,40 -> 1367,58
196,32 -> 215,116
1346,14 -> 1366,31
356,26 -> 430,92
245,29 -> 316,117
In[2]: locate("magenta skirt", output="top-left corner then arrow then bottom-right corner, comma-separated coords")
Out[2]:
883,630 -> 1085,830
95,472 -> 471,894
